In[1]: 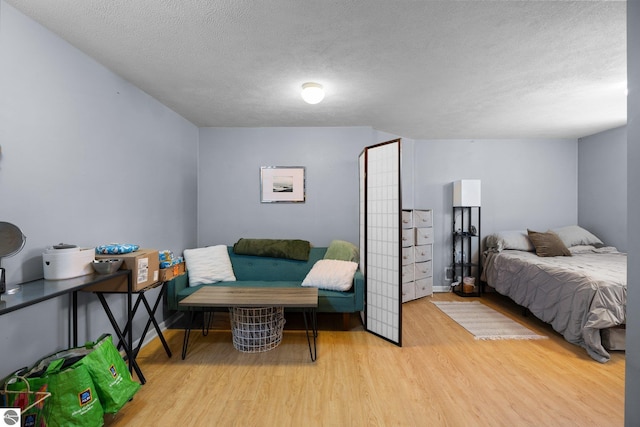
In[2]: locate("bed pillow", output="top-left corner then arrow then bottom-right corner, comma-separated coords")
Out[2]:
485,230 -> 535,252
183,245 -> 236,287
324,240 -> 360,263
527,229 -> 571,257
551,225 -> 604,248
301,259 -> 358,291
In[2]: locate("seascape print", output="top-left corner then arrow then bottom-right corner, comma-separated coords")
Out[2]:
273,175 -> 294,192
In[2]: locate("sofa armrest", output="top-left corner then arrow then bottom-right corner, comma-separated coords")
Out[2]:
165,273 -> 189,311
353,270 -> 364,311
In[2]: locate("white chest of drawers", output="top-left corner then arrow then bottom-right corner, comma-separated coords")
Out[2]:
401,209 -> 434,303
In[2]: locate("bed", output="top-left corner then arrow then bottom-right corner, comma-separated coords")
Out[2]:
482,226 -> 626,363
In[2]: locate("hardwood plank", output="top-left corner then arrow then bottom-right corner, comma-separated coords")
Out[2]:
105,292 -> 625,427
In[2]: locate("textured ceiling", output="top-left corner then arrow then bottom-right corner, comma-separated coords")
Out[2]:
5,0 -> 627,139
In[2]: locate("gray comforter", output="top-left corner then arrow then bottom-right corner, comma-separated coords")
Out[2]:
483,247 -> 626,362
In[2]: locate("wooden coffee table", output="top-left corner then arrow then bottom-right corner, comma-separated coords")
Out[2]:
179,286 -> 318,361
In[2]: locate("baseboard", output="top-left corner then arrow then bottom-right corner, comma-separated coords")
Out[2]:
433,285 -> 452,293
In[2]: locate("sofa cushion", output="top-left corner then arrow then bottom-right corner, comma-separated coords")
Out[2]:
229,247 -> 325,282
183,245 -> 236,287
301,259 -> 358,291
317,288 -> 357,312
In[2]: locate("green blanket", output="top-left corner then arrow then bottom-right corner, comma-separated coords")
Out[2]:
233,238 -> 311,261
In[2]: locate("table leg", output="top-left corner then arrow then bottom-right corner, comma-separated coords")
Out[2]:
181,310 -> 195,360
139,291 -> 172,357
72,291 -> 78,347
302,308 -> 317,362
96,293 -> 146,384
127,271 -> 133,379
202,311 -> 214,336
116,294 -> 144,352
116,283 -> 172,358
313,308 -> 318,338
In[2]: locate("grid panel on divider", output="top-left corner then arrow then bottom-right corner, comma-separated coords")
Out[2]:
365,141 -> 400,343
359,152 -> 366,275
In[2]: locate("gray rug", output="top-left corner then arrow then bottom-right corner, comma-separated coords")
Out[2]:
431,301 -> 548,340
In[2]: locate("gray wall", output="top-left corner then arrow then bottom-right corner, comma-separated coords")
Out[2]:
411,138 -> 578,289
197,126 -> 375,248
578,126 -> 627,251
198,133 -> 578,292
626,1 -> 639,425
198,130 -> 579,292
0,2 -> 199,374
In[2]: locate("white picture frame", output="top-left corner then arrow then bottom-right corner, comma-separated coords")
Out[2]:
260,166 -> 306,203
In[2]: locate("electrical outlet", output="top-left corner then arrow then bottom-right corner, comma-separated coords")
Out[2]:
444,267 -> 454,281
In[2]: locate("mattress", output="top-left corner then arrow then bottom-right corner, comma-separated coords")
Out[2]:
483,247 -> 626,362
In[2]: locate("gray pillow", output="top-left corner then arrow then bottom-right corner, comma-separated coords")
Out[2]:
551,225 -> 604,248
485,230 -> 535,252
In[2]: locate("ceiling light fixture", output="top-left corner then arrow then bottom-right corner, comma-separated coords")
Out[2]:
301,82 -> 325,104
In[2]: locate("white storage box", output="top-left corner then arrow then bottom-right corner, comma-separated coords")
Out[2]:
43,246 -> 95,280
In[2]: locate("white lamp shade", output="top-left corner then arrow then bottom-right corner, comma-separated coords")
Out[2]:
453,180 -> 481,207
301,82 -> 325,104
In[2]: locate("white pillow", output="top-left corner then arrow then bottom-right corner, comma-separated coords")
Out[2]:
301,259 -> 358,291
551,225 -> 604,248
183,245 -> 236,287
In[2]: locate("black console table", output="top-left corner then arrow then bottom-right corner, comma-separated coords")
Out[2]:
0,270 -> 141,381
90,281 -> 173,384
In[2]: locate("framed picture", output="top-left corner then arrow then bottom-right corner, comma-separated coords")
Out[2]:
260,166 -> 306,203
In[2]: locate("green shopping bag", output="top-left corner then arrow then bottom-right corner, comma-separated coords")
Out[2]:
27,334 -> 140,414
6,359 -> 104,427
82,334 -> 140,413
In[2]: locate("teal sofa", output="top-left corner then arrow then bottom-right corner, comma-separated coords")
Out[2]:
165,247 -> 364,328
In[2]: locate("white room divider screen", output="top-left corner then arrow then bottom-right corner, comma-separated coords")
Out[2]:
359,139 -> 402,346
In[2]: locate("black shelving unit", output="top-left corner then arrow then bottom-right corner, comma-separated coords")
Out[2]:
452,206 -> 482,297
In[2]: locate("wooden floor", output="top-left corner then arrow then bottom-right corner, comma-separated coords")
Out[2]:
104,292 -> 625,427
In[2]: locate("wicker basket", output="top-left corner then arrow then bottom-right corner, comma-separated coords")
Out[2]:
229,307 -> 286,353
